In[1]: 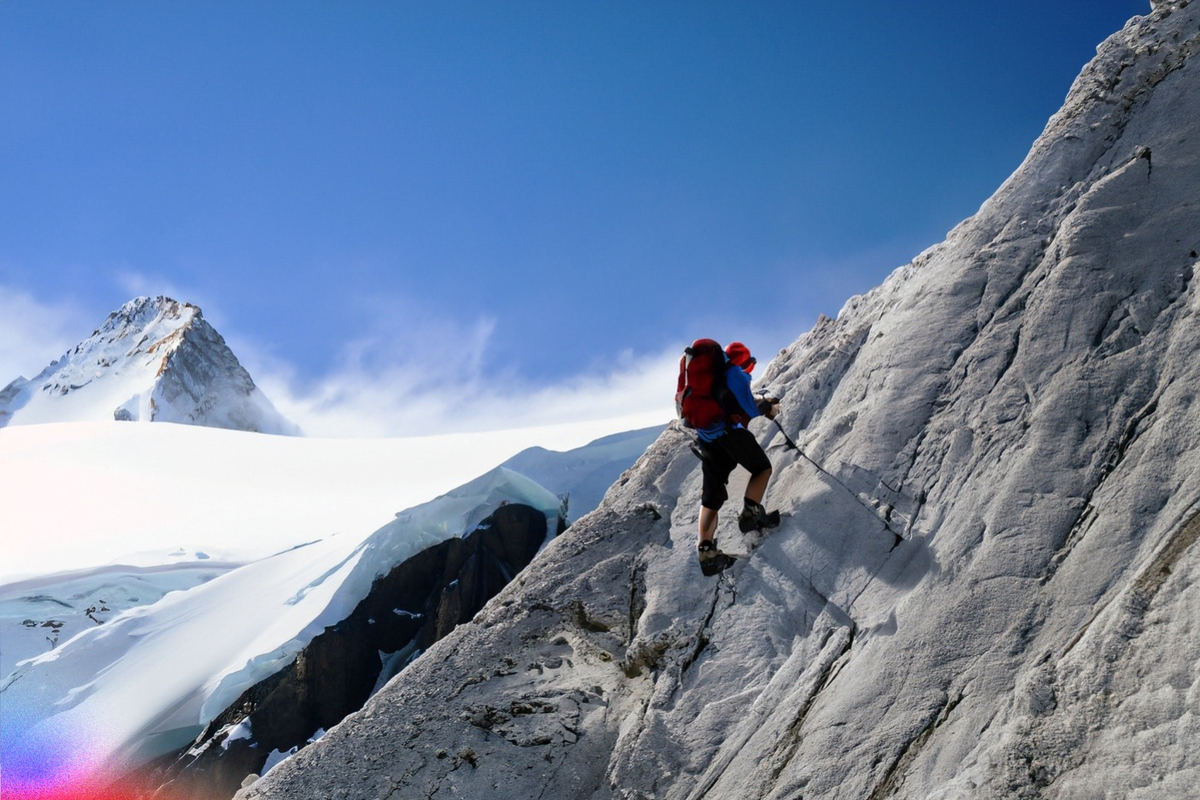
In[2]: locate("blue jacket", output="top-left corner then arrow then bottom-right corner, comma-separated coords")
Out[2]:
696,365 -> 761,443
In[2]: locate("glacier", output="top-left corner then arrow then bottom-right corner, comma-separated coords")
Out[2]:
0,467 -> 563,794
0,559 -> 243,685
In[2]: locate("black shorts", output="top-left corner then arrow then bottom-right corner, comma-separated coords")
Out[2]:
698,427 -> 772,510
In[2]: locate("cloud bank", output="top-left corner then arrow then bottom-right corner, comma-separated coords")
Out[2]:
0,288 -> 84,385
2,283 -> 761,442
244,305 -> 678,439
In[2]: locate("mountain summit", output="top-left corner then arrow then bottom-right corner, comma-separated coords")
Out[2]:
239,5 -> 1200,799
0,296 -> 299,434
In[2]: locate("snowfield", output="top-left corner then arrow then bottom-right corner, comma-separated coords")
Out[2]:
0,462 -> 562,792
0,415 -> 665,583
0,560 -> 243,684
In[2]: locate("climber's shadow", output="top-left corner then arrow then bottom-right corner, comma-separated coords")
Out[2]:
742,461 -> 941,631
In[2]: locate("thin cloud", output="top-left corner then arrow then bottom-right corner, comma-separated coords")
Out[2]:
242,304 -> 679,438
256,360 -> 678,439
0,287 -> 84,385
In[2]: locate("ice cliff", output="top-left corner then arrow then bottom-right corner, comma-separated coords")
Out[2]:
239,5 -> 1200,799
0,295 -> 299,435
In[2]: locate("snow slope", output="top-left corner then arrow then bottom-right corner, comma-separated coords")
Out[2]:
0,559 -> 242,683
0,414 -> 657,797
0,467 -> 561,795
238,5 -> 1200,799
0,296 -> 299,434
501,425 -> 664,523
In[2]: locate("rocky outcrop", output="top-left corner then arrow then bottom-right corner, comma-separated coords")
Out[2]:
140,503 -> 562,800
0,296 -> 299,434
238,5 -> 1200,799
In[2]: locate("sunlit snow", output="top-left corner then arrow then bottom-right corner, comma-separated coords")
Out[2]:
0,417 -> 662,583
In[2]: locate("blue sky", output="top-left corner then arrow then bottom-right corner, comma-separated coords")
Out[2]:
1,0 -> 1148,435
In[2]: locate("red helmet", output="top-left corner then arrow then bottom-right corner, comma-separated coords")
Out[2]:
725,342 -> 756,373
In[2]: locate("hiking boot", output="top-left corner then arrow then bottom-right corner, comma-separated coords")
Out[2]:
738,500 -> 781,533
698,539 -> 736,576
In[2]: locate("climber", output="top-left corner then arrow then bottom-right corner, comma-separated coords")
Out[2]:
675,340 -> 781,575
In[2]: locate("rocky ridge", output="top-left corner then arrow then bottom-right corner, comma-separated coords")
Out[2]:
240,5 -> 1200,799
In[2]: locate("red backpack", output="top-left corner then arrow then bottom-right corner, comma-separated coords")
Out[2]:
675,339 -> 746,429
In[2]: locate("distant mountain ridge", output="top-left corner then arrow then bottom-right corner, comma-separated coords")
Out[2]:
501,426 -> 665,523
0,296 -> 299,435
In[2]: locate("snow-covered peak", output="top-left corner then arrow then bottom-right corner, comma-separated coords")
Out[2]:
90,295 -> 197,340
0,296 -> 299,435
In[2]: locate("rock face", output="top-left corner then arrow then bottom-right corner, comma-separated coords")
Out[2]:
141,504 -> 560,800
0,296 -> 299,434
239,6 -> 1200,800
